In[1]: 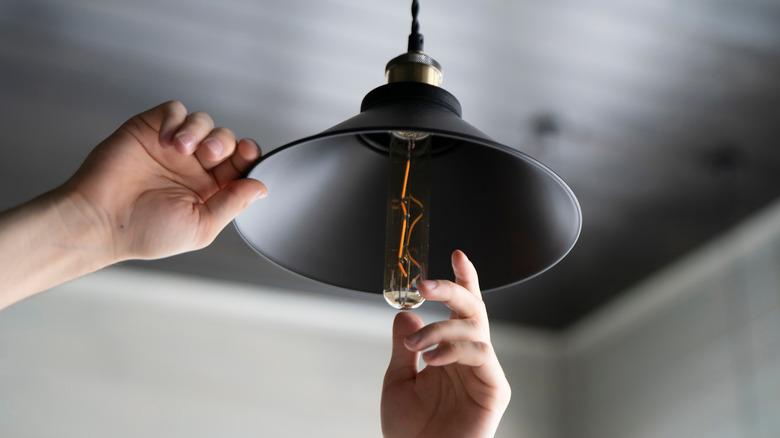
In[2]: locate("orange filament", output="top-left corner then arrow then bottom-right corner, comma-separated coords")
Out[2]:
398,202 -> 408,260
394,139 -> 427,289
406,194 -> 424,271
406,196 -> 424,247
398,261 -> 408,278
407,214 -> 422,246
400,158 -> 411,200
397,158 -> 412,270
408,253 -> 422,272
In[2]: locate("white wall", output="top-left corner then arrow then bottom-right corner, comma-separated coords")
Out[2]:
564,199 -> 780,438
0,268 -> 561,438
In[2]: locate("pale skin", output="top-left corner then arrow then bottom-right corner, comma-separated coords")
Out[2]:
0,100 -> 267,309
381,250 -> 511,438
0,101 -> 511,437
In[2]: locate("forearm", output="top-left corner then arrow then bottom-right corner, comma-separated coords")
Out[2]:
0,188 -> 116,309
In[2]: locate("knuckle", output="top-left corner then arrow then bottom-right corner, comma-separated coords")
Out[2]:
189,111 -> 214,125
417,324 -> 440,343
503,384 -> 512,404
438,280 -> 457,296
163,99 -> 187,115
464,318 -> 481,331
120,117 -> 144,136
442,280 -> 458,289
212,126 -> 235,139
473,341 -> 490,354
224,182 -> 245,199
471,342 -> 491,365
495,381 -> 512,406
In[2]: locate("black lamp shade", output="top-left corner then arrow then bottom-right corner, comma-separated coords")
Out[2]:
235,82 -> 582,293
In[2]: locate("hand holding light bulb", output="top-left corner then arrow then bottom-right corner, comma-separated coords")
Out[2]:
381,250 -> 512,438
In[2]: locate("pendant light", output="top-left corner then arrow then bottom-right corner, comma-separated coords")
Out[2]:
235,0 -> 582,309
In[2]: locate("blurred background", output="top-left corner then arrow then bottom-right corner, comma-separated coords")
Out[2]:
0,0 -> 778,437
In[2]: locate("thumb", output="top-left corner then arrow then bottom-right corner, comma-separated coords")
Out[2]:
452,249 -> 481,297
201,178 -> 267,237
384,312 -> 425,386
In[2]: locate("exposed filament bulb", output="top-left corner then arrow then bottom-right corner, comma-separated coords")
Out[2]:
383,131 -> 431,309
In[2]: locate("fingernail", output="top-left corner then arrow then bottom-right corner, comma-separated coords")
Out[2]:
174,132 -> 196,154
420,280 -> 438,290
253,183 -> 268,200
405,333 -> 421,346
424,349 -> 439,360
203,138 -> 223,157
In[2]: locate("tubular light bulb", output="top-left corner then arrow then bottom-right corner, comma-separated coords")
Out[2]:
383,130 -> 432,309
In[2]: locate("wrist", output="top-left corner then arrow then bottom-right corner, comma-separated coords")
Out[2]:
51,185 -> 122,269
0,186 -> 120,308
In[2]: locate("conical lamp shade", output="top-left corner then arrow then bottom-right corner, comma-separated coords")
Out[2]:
235,82 -> 581,293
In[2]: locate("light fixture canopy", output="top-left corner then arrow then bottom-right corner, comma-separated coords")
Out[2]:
234,1 -> 582,295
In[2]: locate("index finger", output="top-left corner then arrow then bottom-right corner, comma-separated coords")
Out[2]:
418,279 -> 486,320
134,100 -> 188,144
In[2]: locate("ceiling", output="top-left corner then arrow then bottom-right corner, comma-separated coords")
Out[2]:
1,0 -> 779,329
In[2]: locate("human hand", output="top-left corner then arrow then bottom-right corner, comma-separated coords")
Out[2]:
381,250 -> 511,438
63,100 -> 266,264
0,100 -> 266,308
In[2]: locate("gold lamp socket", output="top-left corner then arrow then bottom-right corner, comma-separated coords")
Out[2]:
385,51 -> 443,87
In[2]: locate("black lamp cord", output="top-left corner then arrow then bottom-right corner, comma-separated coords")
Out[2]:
408,0 -> 424,52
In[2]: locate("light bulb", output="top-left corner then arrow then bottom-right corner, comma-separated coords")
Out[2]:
383,130 -> 432,309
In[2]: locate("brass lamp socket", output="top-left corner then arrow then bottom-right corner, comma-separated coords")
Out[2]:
385,51 -> 443,87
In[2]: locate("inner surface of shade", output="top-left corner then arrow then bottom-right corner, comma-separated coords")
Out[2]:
235,131 -> 580,293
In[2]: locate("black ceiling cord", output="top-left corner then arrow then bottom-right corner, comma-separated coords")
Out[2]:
408,0 -> 424,52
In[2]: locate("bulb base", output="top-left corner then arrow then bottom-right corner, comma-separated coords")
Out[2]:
384,290 -> 425,310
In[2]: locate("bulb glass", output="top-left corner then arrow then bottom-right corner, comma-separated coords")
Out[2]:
383,131 -> 432,309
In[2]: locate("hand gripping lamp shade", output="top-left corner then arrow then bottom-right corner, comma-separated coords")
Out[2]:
234,2 -> 582,309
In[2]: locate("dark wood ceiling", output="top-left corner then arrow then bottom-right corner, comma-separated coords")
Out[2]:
1,0 -> 779,329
